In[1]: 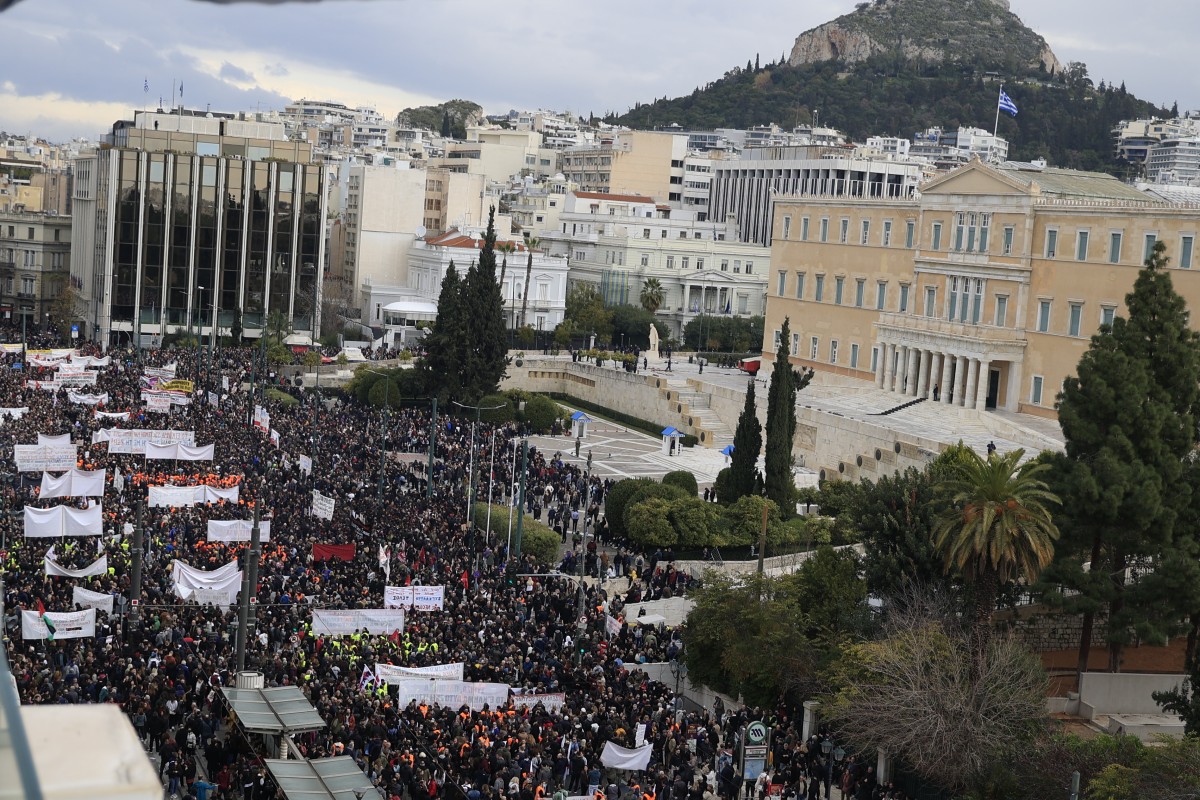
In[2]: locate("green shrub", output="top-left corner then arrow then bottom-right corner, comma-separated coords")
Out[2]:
668,498 -> 717,547
479,393 -> 516,424
681,434 -> 699,448
717,494 -> 783,547
816,479 -> 859,517
663,470 -> 699,497
265,387 -> 298,407
523,394 -> 560,434
605,478 -> 656,539
713,468 -> 734,505
368,380 -> 403,408
473,503 -> 559,564
627,497 -> 677,547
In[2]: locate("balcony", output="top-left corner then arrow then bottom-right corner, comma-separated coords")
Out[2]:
875,311 -> 1027,360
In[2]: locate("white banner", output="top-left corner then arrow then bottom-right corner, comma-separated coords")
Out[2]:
253,405 -> 270,432
600,741 -> 654,772
192,587 -> 236,607
24,503 -> 103,538
141,390 -> 191,407
37,433 -> 71,447
144,366 -> 177,380
45,549 -> 108,578
206,519 -> 272,542
511,692 -> 567,712
95,411 -> 130,420
15,443 -> 77,472
148,484 -> 239,507
383,585 -> 445,611
40,469 -> 105,498
67,390 -> 109,405
145,442 -> 214,461
98,429 -> 195,454
21,608 -> 96,641
72,586 -> 114,614
298,455 -> 313,475
0,407 -> 29,419
312,491 -> 335,520
171,559 -> 243,601
207,391 -> 219,407
144,395 -> 172,413
311,609 -> 405,636
58,372 -> 100,387
27,379 -> 62,391
69,355 -> 110,368
390,679 -> 511,711
375,662 -> 465,684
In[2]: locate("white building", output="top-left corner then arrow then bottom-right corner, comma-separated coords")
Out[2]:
1146,137 -> 1200,184
543,191 -> 770,337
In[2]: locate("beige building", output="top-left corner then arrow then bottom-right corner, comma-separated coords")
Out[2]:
0,208 -> 72,326
559,130 -> 688,206
764,159 -> 1200,421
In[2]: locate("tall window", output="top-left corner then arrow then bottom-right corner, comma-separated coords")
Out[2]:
815,275 -> 825,302
898,284 -> 910,313
932,222 -> 943,251
905,220 -> 915,248
1101,305 -> 1116,327
860,220 -> 870,245
1045,229 -> 1058,258
1037,300 -> 1052,332
801,217 -> 810,241
830,340 -> 839,364
666,256 -> 675,269
810,336 -> 819,359
1109,232 -> 1123,263
955,212 -> 966,251
834,276 -> 845,304
839,218 -> 849,244
1076,231 -> 1090,261
924,286 -> 936,317
819,218 -> 829,242
782,216 -> 792,239
883,220 -> 892,247
795,272 -> 806,299
855,279 -> 865,307
1031,376 -> 1044,405
1182,235 -> 1194,269
777,271 -> 787,295
1068,302 -> 1083,336
1003,225 -> 1015,255
1144,233 -> 1158,262
948,276 -> 959,321
995,295 -> 1008,327
876,281 -> 887,310
850,343 -> 860,369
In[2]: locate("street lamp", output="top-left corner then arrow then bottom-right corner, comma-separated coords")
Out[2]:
821,739 -> 833,800
669,658 -> 688,720
451,400 -> 506,525
365,369 -> 396,501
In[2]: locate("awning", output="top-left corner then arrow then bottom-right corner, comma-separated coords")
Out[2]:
265,757 -> 382,800
661,427 -> 684,437
571,411 -> 593,422
220,686 -> 327,734
382,300 -> 439,315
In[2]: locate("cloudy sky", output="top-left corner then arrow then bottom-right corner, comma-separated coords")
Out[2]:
2,0 -> 1197,143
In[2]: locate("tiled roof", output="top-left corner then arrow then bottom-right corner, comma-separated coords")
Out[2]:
425,230 -> 527,251
575,191 -> 655,204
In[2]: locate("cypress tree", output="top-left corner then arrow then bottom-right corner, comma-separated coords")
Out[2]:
728,379 -> 762,502
459,208 -> 508,401
764,318 -> 812,517
423,261 -> 464,401
1044,240 -> 1200,675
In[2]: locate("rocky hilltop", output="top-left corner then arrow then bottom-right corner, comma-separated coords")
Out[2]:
788,0 -> 1062,74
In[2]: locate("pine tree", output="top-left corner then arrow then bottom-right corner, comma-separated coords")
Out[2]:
728,379 -> 762,502
459,208 -> 508,401
1044,241 -> 1200,675
423,261 -> 464,401
764,318 -> 812,517
440,110 -> 452,139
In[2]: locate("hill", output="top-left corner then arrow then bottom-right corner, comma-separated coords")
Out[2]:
614,0 -> 1166,173
396,99 -> 484,139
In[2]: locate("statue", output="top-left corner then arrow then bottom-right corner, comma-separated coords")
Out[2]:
648,324 -> 660,361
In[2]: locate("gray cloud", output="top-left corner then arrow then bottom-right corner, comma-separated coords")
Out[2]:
219,62 -> 256,83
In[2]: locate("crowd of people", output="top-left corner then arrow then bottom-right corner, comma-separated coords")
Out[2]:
0,339 -> 910,800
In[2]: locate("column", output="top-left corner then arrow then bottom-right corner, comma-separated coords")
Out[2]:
906,348 -> 920,396
975,360 -> 991,411
802,700 -> 820,741
874,343 -> 886,388
895,346 -> 908,393
954,355 -> 968,406
964,358 -> 980,409
940,353 -> 954,405
928,352 -> 942,400
916,349 -> 930,398
883,343 -> 896,392
1007,360 -> 1023,411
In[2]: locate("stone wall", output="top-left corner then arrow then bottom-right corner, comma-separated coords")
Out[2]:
501,359 -> 670,425
995,604 -> 1108,651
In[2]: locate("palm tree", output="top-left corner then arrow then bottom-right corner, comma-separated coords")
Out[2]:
520,234 -> 540,328
933,448 -> 1060,650
497,241 -> 516,327
640,277 -> 666,313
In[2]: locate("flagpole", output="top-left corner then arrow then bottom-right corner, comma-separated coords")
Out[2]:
994,84 -> 1003,138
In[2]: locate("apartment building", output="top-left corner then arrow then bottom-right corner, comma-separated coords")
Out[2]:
559,130 -> 687,205
0,209 -> 71,326
543,191 -> 769,337
1146,137 -> 1200,184
72,111 -> 326,346
763,159 -> 1200,421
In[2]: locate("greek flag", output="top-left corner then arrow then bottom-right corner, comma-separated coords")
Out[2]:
143,78 -> 149,94
998,89 -> 1018,117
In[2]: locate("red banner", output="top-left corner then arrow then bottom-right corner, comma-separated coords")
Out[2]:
313,543 -> 356,562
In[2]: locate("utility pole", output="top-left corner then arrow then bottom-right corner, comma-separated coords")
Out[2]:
575,469 -> 592,666
426,397 -> 438,499
129,498 -> 145,623
236,503 -> 263,671
453,400 -> 505,525
512,439 -> 527,561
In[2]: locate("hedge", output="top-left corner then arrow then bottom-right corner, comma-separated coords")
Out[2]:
473,503 -> 560,565
545,393 -> 696,447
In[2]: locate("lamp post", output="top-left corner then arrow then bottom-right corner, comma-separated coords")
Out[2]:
451,400 -> 506,527
821,739 -> 833,800
669,657 -> 688,720
365,369 -> 395,502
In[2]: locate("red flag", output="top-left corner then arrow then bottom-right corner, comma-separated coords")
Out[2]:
36,599 -> 45,615
405,574 -> 411,586
460,570 -> 469,589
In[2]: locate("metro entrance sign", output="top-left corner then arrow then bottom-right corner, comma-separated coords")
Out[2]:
741,721 -> 770,780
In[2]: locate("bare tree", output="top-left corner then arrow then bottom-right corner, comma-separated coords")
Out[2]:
825,596 -> 1048,793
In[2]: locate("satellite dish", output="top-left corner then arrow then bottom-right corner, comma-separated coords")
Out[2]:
415,225 -> 427,239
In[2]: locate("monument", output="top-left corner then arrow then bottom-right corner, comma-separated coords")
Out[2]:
648,324 -> 660,361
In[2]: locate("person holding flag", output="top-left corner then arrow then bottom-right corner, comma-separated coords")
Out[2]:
36,599 -> 56,641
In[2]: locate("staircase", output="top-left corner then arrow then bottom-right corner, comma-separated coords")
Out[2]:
873,397 -> 927,416
660,376 -> 734,449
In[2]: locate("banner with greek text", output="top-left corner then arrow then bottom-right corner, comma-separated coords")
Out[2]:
312,490 -> 335,520
15,443 -> 77,472
98,429 -> 194,454
37,433 -> 71,447
67,390 -> 108,405
311,609 -> 405,636
375,662 -> 465,684
383,585 -> 445,611
298,455 -> 313,475
511,692 -> 567,712
21,608 -> 96,641
390,679 -> 511,711
206,519 -> 272,542
72,586 -> 114,614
